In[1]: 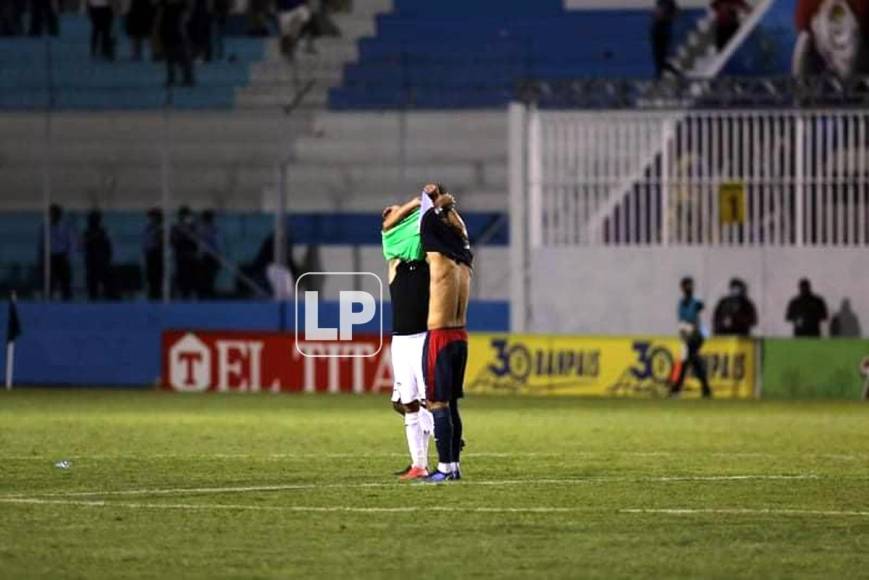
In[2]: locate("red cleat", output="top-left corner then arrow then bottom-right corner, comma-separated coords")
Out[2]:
399,466 -> 429,481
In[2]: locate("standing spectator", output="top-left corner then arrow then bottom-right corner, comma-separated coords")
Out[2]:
159,0 -> 194,86
83,210 -> 113,301
143,207 -> 164,300
41,204 -> 76,301
830,298 -> 861,338
711,0 -> 750,51
786,278 -> 828,337
712,277 -> 758,336
651,0 -> 681,78
187,0 -> 212,61
29,0 -> 59,36
276,0 -> 311,60
125,0 -> 154,60
213,0 -> 229,60
1,0 -> 26,35
196,209 -> 221,298
87,0 -> 115,60
171,206 -> 198,299
246,0 -> 269,36
670,276 -> 712,398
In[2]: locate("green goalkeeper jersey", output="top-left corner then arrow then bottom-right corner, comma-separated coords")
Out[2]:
382,208 -> 424,262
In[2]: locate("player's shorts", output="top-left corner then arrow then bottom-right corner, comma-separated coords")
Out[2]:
423,327 -> 468,403
390,332 -> 427,405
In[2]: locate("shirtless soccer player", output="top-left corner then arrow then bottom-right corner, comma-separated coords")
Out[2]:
382,198 -> 435,481
417,183 -> 473,483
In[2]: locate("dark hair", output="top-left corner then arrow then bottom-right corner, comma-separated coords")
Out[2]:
680,276 -> 693,287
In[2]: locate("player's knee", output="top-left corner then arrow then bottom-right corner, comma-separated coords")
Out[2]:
404,400 -> 420,413
392,401 -> 405,415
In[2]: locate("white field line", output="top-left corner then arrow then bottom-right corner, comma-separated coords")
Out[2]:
3,451 -> 869,461
2,497 -> 868,518
0,474 -> 821,500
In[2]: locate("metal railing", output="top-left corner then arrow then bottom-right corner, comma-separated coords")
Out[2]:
514,106 -> 869,247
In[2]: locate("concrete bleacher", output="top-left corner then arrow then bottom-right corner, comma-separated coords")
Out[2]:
0,15 -> 265,110
330,1 -> 704,109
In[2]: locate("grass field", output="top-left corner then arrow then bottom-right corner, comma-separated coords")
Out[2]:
2,391 -> 869,579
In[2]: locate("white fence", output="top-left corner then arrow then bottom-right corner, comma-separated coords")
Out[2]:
511,105 -> 869,248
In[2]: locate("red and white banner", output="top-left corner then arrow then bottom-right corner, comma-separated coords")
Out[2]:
161,330 -> 393,393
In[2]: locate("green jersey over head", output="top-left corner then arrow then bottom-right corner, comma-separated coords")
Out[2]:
382,208 -> 424,262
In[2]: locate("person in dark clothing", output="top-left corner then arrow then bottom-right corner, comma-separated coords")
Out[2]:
159,0 -> 194,86
187,0 -> 212,61
126,0 -> 154,60
29,0 -> 58,36
171,206 -> 198,299
786,278 -> 828,337
670,276 -> 712,398
87,0 -> 115,60
713,277 -> 758,336
41,204 -> 76,301
83,210 -> 113,300
712,0 -> 750,50
213,0 -> 229,59
142,207 -> 164,300
651,0 -> 681,78
1,0 -> 26,35
196,209 -> 220,298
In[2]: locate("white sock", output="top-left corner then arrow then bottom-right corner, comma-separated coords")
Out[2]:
438,462 -> 451,474
404,412 -> 424,468
418,407 -> 433,468
450,462 -> 459,473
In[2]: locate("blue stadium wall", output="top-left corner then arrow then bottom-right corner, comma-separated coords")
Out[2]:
0,301 -> 509,387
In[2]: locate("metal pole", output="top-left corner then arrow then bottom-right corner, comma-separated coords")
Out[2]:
42,16 -> 54,300
274,163 -> 287,278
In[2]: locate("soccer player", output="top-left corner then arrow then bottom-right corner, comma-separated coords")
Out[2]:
382,198 -> 434,481
670,276 -> 712,398
417,183 -> 473,483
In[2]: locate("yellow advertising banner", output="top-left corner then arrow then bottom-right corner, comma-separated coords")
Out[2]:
466,335 -> 757,399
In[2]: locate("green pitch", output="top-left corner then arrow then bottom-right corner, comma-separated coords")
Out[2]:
2,391 -> 869,579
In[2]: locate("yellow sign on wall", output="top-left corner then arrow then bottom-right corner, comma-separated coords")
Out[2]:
466,335 -> 757,399
719,182 -> 747,225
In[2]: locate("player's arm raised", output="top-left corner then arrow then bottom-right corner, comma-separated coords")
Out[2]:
381,197 -> 421,232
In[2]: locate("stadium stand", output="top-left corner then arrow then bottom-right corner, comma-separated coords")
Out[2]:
330,0 -> 705,109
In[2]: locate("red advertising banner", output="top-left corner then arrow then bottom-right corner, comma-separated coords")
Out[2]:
161,330 -> 393,393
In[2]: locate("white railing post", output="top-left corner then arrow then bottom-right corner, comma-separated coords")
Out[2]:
528,109 -> 544,249
794,114 -> 805,247
509,102 -> 529,333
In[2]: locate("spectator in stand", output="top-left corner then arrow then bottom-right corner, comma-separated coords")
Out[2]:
299,0 -> 341,55
196,209 -> 221,298
711,0 -> 750,51
246,0 -> 269,36
87,0 -> 116,60
651,0 -> 681,78
712,277 -> 757,336
786,278 -> 829,337
41,204 -> 76,301
29,0 -> 59,36
276,0 -> 311,60
83,209 -> 113,301
29,0 -> 59,37
188,0 -> 212,62
171,206 -> 198,299
125,0 -> 154,60
159,0 -> 194,86
213,0 -> 229,60
143,207 -> 164,300
1,0 -> 26,35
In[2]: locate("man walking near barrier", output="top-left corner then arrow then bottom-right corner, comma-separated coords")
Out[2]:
382,197 -> 434,481
418,184 -> 473,483
670,276 -> 712,398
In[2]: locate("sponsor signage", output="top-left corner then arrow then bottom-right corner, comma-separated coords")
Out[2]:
465,335 -> 757,398
162,331 -> 392,393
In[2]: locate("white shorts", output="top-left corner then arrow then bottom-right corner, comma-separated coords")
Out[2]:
390,332 -> 427,405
